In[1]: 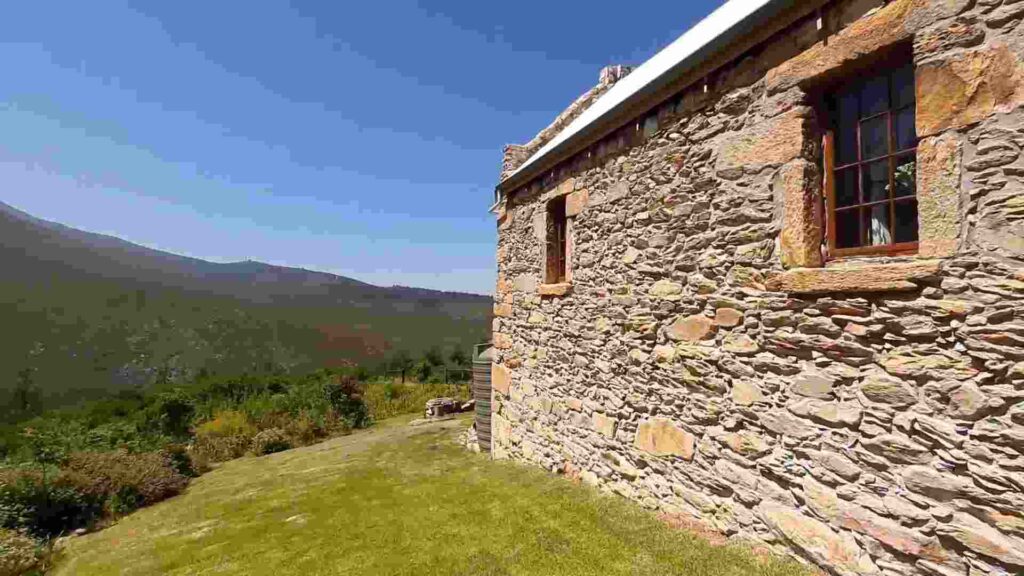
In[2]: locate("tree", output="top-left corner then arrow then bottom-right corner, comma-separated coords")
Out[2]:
448,348 -> 468,367
389,351 -> 414,383
413,359 -> 432,383
424,346 -> 444,367
6,368 -> 43,423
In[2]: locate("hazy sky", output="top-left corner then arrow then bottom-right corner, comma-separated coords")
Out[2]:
0,1 -> 717,294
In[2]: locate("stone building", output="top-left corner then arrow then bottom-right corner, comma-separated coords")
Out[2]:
490,1 -> 1024,574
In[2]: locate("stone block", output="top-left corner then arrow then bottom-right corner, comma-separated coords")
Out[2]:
766,260 -> 941,294
722,333 -> 758,355
859,372 -> 917,406
493,332 -> 513,350
565,188 -> 589,217
776,159 -> 823,268
714,307 -> 744,327
765,0 -> 915,95
916,132 -> 962,258
802,476 -> 839,522
790,370 -> 835,399
758,502 -> 878,576
732,379 -> 767,406
788,399 -> 862,428
492,363 -> 510,396
720,431 -> 772,457
935,513 -> 1024,567
917,44 -> 1024,137
715,108 -> 810,177
538,283 -> 572,297
861,434 -> 932,465
513,273 -> 538,293
666,314 -> 715,343
633,418 -> 695,460
649,279 -> 684,301
592,413 -> 617,438
837,503 -> 939,558
493,303 -> 513,318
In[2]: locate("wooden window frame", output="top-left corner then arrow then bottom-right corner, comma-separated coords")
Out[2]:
821,52 -> 919,260
545,196 -> 568,284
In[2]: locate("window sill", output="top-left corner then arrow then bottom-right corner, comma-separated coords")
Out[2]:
538,283 -> 572,297
766,259 -> 941,295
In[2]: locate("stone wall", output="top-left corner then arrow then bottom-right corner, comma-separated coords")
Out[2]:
492,1 -> 1024,575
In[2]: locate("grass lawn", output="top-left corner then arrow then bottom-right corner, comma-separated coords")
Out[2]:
54,414 -> 810,576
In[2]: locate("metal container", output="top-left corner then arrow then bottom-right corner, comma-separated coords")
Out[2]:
471,342 -> 493,453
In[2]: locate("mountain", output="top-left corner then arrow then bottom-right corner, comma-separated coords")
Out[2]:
0,200 -> 492,418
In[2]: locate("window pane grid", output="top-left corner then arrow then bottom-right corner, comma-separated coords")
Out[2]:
826,58 -> 919,257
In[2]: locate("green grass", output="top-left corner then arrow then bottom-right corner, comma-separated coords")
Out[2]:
53,415 -> 810,576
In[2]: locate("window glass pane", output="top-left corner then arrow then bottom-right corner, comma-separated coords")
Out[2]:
894,198 -> 919,243
835,208 -> 861,249
894,106 -> 916,151
861,75 -> 889,116
643,115 -> 659,138
892,63 -> 915,109
835,166 -> 859,208
862,160 -> 890,203
894,155 -> 916,199
836,92 -> 859,165
864,204 -> 892,246
861,115 -> 888,160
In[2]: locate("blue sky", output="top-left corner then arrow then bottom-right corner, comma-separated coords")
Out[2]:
0,1 -> 717,294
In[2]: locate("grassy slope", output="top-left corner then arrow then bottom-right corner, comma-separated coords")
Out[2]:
54,416 -> 809,576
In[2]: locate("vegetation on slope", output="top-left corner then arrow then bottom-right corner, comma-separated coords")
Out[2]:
53,417 -> 810,576
0,365 -> 472,574
0,200 -> 491,420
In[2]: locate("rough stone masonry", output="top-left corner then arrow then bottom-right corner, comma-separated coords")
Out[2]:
491,1 -> 1024,575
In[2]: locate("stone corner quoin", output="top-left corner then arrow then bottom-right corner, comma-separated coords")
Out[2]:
491,0 -> 1024,575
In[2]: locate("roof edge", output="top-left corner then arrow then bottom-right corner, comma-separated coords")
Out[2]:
497,0 -> 809,195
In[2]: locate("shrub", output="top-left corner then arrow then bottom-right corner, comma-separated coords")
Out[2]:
363,383 -> 470,421
58,451 -> 188,514
323,376 -> 369,429
191,436 -> 249,463
160,444 -> 199,478
283,414 -> 322,447
0,528 -> 40,576
193,410 -> 257,463
0,468 -> 102,539
250,429 -> 291,456
194,411 -> 255,440
143,390 -> 195,439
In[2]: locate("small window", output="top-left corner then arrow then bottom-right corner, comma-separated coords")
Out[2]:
546,196 -> 567,283
823,57 -> 918,258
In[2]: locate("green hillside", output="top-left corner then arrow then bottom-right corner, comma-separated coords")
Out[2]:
0,201 -> 492,421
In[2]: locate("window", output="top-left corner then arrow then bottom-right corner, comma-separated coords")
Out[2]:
545,196 -> 567,283
824,57 -> 918,257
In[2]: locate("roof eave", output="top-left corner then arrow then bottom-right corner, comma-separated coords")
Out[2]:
496,0 -> 808,196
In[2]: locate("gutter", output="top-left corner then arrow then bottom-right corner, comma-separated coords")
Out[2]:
496,0 -> 807,197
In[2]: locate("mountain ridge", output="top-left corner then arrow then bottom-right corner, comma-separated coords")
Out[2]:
0,199 -> 492,418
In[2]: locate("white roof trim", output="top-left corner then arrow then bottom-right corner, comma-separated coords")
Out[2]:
506,0 -> 779,184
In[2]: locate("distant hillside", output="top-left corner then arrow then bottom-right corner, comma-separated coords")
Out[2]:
0,200 -> 492,419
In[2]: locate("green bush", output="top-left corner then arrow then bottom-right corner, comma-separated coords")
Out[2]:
160,444 -> 199,478
0,468 -> 103,539
143,390 -> 195,439
0,528 -> 41,576
323,376 -> 369,428
250,429 -> 291,456
58,450 -> 189,515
